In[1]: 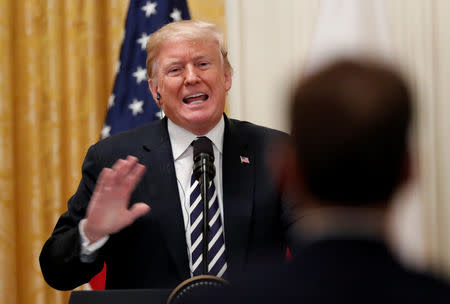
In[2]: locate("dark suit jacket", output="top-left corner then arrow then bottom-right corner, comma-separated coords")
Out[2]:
220,237 -> 450,304
39,115 -> 293,290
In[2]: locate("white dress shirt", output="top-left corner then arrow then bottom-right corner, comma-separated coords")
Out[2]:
79,117 -> 226,275
167,117 -> 225,275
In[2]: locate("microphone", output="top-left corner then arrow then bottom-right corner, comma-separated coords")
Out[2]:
192,137 -> 215,183
192,136 -> 215,275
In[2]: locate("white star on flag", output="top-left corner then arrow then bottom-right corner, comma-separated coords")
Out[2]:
132,66 -> 147,84
101,125 -> 111,139
170,8 -> 182,21
137,33 -> 150,50
142,1 -> 157,17
129,99 -> 144,116
108,94 -> 115,109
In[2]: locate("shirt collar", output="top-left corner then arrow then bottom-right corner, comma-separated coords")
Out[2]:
167,116 -> 225,160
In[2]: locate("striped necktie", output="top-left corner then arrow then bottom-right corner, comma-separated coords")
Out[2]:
188,165 -> 227,278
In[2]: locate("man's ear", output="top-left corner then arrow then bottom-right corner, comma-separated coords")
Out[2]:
148,79 -> 159,104
224,70 -> 232,92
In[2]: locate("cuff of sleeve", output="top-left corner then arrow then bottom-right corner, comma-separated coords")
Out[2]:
79,219 -> 109,263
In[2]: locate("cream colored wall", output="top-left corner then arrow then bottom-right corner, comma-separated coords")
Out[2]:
226,0 -> 319,132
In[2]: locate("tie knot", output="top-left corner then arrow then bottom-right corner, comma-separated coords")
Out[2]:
192,136 -> 211,145
192,137 -> 214,160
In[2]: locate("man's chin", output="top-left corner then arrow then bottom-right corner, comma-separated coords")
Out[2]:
180,115 -> 220,135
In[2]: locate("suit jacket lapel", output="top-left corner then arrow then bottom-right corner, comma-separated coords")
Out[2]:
222,116 -> 254,276
139,118 -> 190,281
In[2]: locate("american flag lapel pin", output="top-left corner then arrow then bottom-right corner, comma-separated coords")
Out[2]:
240,156 -> 250,164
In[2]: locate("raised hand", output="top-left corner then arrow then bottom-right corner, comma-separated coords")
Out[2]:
83,156 -> 150,243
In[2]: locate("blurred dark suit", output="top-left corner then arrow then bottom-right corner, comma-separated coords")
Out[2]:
229,237 -> 450,304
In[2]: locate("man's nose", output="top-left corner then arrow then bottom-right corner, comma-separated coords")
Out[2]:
184,64 -> 200,85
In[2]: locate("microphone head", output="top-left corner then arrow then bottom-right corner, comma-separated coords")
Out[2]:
192,137 -> 215,181
192,137 -> 214,161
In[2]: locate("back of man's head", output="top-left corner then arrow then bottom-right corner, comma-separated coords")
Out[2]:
291,59 -> 411,206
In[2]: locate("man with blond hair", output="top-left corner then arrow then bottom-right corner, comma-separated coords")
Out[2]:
40,20 -> 293,290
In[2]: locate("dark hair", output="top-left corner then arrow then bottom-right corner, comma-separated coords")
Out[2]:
291,59 -> 411,205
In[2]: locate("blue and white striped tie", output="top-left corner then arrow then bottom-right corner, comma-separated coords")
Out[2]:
188,175 -> 227,278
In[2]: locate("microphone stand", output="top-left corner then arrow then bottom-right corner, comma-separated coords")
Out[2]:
199,158 -> 210,275
192,137 -> 215,275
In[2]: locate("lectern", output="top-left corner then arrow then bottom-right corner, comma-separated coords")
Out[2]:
69,289 -> 171,304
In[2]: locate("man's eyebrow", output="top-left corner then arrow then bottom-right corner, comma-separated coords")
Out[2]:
192,54 -> 212,61
161,59 -> 183,69
161,54 -> 213,69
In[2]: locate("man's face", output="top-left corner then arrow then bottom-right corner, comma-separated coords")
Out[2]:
149,38 -> 232,135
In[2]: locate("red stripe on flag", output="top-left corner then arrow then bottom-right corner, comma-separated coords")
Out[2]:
89,263 -> 107,290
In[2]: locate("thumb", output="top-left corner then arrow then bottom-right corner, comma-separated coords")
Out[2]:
129,202 -> 151,221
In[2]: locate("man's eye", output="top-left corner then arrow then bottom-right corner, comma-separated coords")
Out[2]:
168,68 -> 181,75
198,62 -> 209,68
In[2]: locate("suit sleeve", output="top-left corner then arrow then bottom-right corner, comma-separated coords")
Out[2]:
39,145 -> 106,290
280,193 -> 299,254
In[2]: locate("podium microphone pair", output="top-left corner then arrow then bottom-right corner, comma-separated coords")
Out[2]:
167,137 -> 228,304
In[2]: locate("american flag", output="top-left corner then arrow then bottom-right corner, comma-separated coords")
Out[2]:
101,0 -> 190,139
240,156 -> 250,164
90,0 -> 190,290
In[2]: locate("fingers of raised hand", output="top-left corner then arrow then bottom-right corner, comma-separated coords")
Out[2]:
110,156 -> 145,192
111,155 -> 138,181
125,202 -> 151,226
94,156 -> 146,198
120,161 -> 146,192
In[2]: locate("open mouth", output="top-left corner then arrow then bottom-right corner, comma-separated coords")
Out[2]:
183,93 -> 209,105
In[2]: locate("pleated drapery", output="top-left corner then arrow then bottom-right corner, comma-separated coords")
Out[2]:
1,2 -> 127,303
0,1 -> 225,304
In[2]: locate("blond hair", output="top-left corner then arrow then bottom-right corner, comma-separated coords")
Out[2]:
146,20 -> 232,80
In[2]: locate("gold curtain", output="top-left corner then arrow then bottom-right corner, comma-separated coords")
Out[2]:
0,1 -> 224,304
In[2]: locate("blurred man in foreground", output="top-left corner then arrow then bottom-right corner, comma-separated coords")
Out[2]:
215,59 -> 450,303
